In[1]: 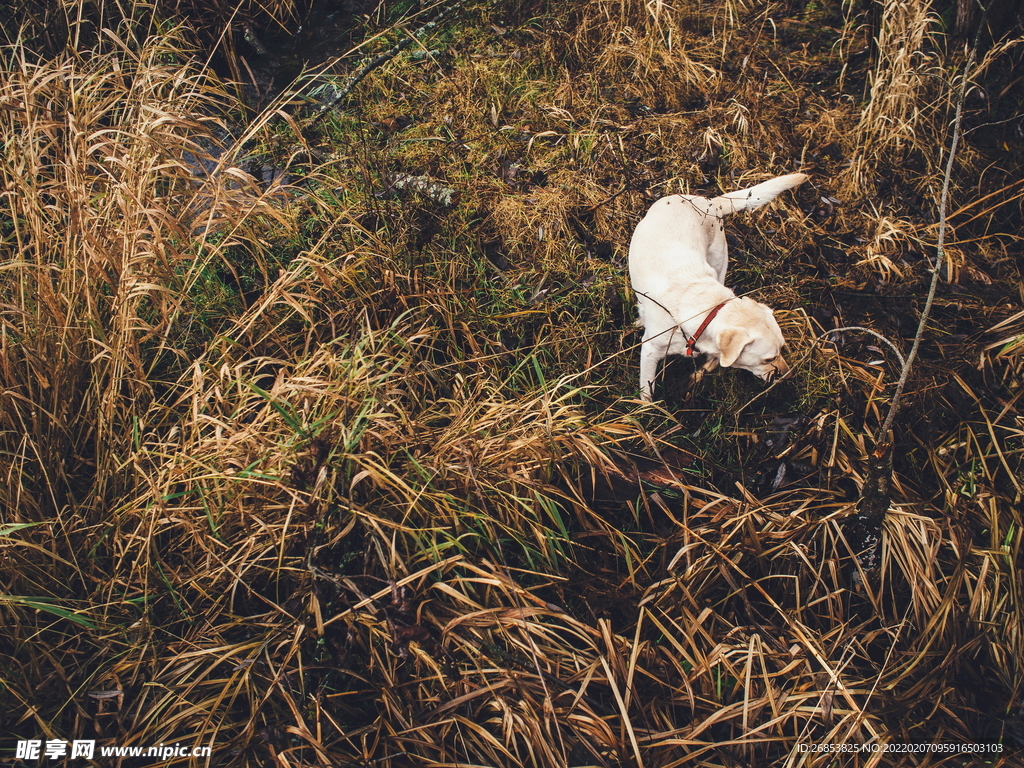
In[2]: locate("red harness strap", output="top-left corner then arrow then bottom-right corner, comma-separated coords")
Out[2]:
685,301 -> 728,356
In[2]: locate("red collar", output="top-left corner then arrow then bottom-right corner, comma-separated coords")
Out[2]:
686,301 -> 728,356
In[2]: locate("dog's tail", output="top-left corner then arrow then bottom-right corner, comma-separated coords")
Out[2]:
713,173 -> 808,215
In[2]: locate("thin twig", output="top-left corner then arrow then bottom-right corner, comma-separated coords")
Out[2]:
828,326 -> 906,369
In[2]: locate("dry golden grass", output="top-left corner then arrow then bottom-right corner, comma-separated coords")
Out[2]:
0,26 -> 280,519
841,0 -> 943,197
1,0 -> 1023,766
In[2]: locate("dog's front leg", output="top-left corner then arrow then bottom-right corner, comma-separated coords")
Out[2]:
687,355 -> 719,391
638,341 -> 662,401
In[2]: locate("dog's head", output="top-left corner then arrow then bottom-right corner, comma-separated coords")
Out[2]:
712,298 -> 790,381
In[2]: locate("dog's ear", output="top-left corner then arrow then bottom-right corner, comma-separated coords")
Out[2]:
717,327 -> 751,368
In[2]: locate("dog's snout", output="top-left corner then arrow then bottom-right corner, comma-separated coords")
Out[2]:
762,357 -> 791,382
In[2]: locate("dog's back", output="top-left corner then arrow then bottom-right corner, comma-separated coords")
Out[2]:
631,173 -> 807,286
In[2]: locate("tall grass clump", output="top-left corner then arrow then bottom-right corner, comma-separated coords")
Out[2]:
842,0 -> 943,196
0,10 -> 297,744
0,23 -> 281,521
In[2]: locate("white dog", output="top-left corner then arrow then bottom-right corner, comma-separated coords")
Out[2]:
629,173 -> 807,401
